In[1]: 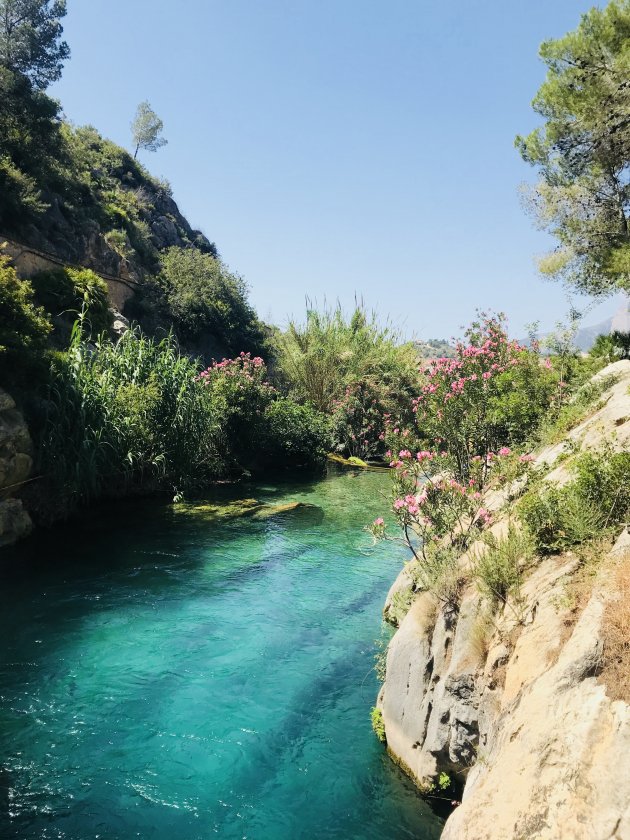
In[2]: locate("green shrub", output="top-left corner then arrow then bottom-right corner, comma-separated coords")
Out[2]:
573,449 -> 630,525
30,267 -> 112,336
519,449 -> 630,554
39,326 -> 223,509
473,525 -> 533,605
409,313 -> 558,481
370,707 -> 386,743
159,247 -> 266,356
197,355 -> 330,472
275,304 -> 418,458
0,256 -> 51,385
589,332 -> 630,363
259,398 -> 331,470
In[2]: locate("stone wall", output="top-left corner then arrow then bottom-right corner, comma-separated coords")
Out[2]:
1,236 -> 140,312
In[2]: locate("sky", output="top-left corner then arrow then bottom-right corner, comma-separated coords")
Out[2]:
51,0 -> 624,341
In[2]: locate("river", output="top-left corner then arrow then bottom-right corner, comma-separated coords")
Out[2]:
0,468 -> 443,839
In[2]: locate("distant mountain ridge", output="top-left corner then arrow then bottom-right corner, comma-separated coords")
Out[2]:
414,300 -> 630,359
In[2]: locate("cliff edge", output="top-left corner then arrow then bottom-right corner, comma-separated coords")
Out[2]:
378,361 -> 630,839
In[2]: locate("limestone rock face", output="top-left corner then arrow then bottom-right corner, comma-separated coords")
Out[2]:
0,388 -> 33,547
377,363 -> 630,838
442,536 -> 630,840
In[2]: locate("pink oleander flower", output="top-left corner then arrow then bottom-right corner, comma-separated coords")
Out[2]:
374,517 -> 384,527
393,499 -> 405,510
519,453 -> 535,463
407,503 -> 419,515
498,447 -> 511,456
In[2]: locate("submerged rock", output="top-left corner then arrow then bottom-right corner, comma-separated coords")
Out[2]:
327,453 -> 389,471
173,498 -> 263,520
251,501 -> 322,521
173,498 -> 323,524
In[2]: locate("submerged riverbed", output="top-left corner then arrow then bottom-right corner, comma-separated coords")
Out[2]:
0,469 -> 443,839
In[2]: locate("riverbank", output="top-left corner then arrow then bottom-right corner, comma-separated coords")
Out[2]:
377,361 -> 630,839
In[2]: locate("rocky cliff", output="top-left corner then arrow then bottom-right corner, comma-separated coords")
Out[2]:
377,361 -> 630,839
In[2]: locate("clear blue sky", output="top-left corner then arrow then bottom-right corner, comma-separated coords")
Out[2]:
51,0 -> 622,340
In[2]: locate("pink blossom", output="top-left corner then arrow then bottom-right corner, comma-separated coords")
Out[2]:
498,447 -> 511,456
374,517 -> 384,526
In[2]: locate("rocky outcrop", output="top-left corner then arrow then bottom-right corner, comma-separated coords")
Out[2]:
0,389 -> 33,546
377,361 -> 630,839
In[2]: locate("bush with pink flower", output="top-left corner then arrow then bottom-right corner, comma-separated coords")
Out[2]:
198,352 -> 330,470
389,312 -> 557,481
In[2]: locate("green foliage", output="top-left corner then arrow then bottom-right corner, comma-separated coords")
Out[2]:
197,353 -> 329,473
0,65 -> 64,227
370,707 -> 386,743
158,247 -> 266,356
0,255 -> 51,384
131,101 -> 167,159
409,313 -> 557,480
473,525 -> 533,606
438,772 -> 451,791
0,0 -> 69,89
30,266 -> 112,337
39,327 -> 223,510
259,398 -> 331,470
590,331 -> 630,363
518,484 -> 604,554
519,448 -> 630,554
516,1 -> 630,294
275,303 -> 418,457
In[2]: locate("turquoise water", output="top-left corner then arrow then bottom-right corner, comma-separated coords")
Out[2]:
0,470 -> 443,840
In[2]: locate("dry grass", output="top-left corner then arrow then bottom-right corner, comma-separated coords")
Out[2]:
547,539 -> 613,667
469,608 -> 495,663
599,553 -> 630,703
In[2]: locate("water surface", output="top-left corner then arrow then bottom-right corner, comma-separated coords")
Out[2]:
0,469 -> 443,839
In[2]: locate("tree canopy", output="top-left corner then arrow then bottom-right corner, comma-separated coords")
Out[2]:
0,0 -> 69,89
516,0 -> 630,296
131,101 -> 167,159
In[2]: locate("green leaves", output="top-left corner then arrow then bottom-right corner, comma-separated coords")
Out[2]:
131,101 -> 167,159
518,1 -> 630,294
0,0 -> 70,89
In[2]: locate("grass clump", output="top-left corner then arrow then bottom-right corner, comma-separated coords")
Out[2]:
473,525 -> 534,606
599,555 -> 630,702
39,325 -> 222,510
519,448 -> 630,555
371,707 -> 386,743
